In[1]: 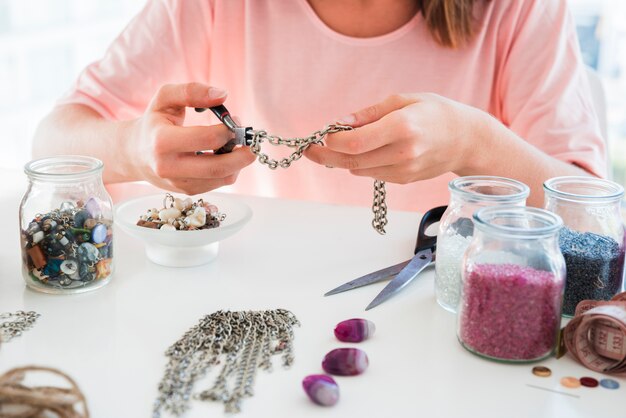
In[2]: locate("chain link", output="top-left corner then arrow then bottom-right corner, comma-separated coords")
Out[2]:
0,311 -> 40,343
154,309 -> 300,416
250,124 -> 350,170
372,180 -> 388,235
249,124 -> 388,234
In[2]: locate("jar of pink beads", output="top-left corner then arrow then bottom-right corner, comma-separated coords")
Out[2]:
457,206 -> 566,362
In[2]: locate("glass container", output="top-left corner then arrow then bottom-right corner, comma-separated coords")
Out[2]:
435,176 -> 529,312
19,156 -> 114,294
544,176 -> 625,316
457,206 -> 565,362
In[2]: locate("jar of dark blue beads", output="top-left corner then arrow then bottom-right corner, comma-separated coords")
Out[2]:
19,156 -> 114,294
544,176 -> 625,317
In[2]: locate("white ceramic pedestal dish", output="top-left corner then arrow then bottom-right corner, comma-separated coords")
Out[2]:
115,194 -> 252,267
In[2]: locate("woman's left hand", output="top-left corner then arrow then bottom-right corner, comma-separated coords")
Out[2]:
305,93 -> 487,183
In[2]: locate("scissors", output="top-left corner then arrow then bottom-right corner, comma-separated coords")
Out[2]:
325,205 -> 447,310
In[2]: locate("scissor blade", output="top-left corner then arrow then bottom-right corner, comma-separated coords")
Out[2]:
365,249 -> 433,310
324,260 -> 410,296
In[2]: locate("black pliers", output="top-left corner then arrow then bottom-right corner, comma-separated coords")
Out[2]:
195,105 -> 254,154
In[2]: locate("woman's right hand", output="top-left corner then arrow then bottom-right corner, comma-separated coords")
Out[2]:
128,82 -> 255,195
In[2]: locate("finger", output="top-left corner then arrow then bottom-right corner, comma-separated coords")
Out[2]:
305,143 -> 405,170
152,82 -> 228,112
324,108 -> 421,155
334,94 -> 416,127
165,147 -> 256,179
350,160 -> 448,182
154,124 -> 233,154
322,127 -> 389,155
168,175 -> 239,195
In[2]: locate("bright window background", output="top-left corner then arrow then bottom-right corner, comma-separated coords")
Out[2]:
0,0 -> 145,168
0,0 -> 625,189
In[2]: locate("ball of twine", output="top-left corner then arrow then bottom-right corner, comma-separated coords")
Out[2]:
0,366 -> 89,418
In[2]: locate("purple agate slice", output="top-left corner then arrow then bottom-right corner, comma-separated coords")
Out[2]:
334,318 -> 376,342
302,374 -> 339,406
322,348 -> 369,376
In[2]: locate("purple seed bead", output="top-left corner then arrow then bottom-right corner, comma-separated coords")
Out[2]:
85,197 -> 102,218
559,227 -> 625,316
334,318 -> 376,342
302,374 -> 339,406
322,348 -> 369,376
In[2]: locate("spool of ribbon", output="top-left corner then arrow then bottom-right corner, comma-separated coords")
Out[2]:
562,291 -> 626,375
0,366 -> 89,418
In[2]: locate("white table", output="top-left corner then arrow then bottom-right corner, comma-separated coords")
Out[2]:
0,168 -> 623,418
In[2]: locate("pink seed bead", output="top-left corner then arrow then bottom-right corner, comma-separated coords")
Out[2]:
459,263 -> 563,361
202,202 -> 219,215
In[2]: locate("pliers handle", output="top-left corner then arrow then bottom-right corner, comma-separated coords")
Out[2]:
195,105 -> 253,154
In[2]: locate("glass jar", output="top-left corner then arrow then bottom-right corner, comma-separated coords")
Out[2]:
457,206 -> 565,362
19,156 -> 114,294
435,176 -> 529,312
544,176 -> 625,317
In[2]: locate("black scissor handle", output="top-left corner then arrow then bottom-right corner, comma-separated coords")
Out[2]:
414,205 -> 447,254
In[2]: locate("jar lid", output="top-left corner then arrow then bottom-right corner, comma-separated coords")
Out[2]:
543,176 -> 624,203
449,176 -> 529,203
473,206 -> 563,239
24,156 -> 104,182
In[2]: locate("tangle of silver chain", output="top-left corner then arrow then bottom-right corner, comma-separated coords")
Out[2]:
0,311 -> 40,344
154,309 -> 300,416
249,124 -> 388,234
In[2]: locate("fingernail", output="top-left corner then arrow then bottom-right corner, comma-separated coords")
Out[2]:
335,114 -> 356,125
208,87 -> 228,99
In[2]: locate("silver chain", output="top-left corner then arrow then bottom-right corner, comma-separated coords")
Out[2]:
250,124 -> 388,234
372,180 -> 388,234
154,309 -> 300,416
0,311 -> 40,343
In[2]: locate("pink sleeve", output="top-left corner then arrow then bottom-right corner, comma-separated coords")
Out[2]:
496,0 -> 606,177
58,0 -> 213,120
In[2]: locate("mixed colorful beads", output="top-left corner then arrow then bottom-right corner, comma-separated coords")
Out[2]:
136,194 -> 225,231
21,198 -> 113,290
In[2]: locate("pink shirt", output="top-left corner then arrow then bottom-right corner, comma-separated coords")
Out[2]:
60,0 -> 605,212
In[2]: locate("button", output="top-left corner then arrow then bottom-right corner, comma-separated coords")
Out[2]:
599,379 -> 620,390
560,377 -> 581,388
531,366 -> 551,377
580,377 -> 599,388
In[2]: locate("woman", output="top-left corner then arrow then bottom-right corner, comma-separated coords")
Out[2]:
33,0 -> 604,211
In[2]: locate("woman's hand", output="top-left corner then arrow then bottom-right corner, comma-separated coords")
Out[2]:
305,93 -> 486,183
127,82 -> 256,195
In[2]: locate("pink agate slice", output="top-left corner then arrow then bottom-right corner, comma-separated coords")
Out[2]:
322,348 -> 369,376
334,318 -> 376,342
302,374 -> 339,406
